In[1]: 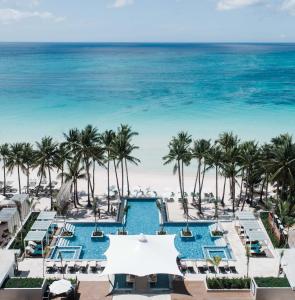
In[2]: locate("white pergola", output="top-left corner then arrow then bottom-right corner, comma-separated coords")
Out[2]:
101,234 -> 183,277
240,219 -> 261,231
37,211 -> 56,221
246,230 -> 268,243
24,230 -> 47,257
0,207 -> 20,233
31,220 -> 52,231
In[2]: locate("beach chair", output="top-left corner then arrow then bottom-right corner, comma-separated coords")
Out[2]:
229,266 -> 238,273
208,266 -> 217,274
46,261 -> 56,273
80,260 -> 88,273
89,261 -> 97,273
67,261 -> 77,273
218,266 -> 227,274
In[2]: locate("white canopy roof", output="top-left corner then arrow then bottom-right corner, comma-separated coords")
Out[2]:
37,211 -> 56,221
101,234 -> 182,277
282,249 -> 295,290
49,279 -> 72,295
240,220 -> 261,230
24,230 -> 47,241
31,220 -> 52,231
246,230 -> 268,242
0,207 -> 20,233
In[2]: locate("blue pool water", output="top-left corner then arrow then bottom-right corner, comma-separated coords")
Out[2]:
50,246 -> 82,260
59,199 -> 232,260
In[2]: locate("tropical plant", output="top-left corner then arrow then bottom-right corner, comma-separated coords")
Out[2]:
35,137 -> 59,209
246,245 -> 250,278
7,143 -> 25,194
191,139 -> 211,214
100,130 -> 116,212
206,256 -> 222,277
163,132 -> 191,214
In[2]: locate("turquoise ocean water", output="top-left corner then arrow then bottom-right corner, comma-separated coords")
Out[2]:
0,43 -> 294,173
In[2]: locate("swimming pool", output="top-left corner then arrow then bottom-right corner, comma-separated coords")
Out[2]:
52,198 -> 233,260
50,246 -> 82,260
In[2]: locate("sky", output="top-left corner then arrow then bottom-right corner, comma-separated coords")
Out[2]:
0,0 -> 295,42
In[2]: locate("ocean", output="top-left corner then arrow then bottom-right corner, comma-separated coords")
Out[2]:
0,43 -> 295,174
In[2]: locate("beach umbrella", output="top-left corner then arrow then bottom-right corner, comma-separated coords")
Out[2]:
49,279 -> 72,295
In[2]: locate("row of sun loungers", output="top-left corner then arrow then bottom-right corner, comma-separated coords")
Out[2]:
180,261 -> 238,275
57,238 -> 70,247
46,260 -> 104,274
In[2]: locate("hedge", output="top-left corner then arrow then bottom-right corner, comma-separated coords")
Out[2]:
260,212 -> 284,248
206,277 -> 251,289
2,277 -> 44,288
255,277 -> 290,288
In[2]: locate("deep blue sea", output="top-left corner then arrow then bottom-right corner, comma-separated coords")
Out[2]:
0,43 -> 294,172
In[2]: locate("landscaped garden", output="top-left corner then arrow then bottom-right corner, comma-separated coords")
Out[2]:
1,277 -> 44,289
254,277 -> 290,288
206,277 -> 251,289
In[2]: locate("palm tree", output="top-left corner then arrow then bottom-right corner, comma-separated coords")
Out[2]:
238,141 -> 260,209
35,137 -> 59,210
268,137 -> 295,201
100,130 -> 116,212
56,144 -> 71,185
117,124 -> 139,196
276,199 -> 295,246
216,132 -> 239,207
72,125 -> 99,207
58,160 -> 86,207
0,143 -> 10,195
207,145 -> 223,214
163,132 -> 191,214
91,145 -> 105,200
191,139 -> 211,213
92,198 -> 102,235
54,199 -> 71,229
206,256 -> 222,277
7,143 -> 25,194
22,143 -> 35,194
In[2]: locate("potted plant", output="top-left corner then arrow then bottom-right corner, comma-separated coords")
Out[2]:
156,200 -> 167,235
181,201 -> 193,238
91,198 -> 104,239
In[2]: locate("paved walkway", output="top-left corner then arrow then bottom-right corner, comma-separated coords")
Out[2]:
171,281 -> 252,300
77,281 -> 112,300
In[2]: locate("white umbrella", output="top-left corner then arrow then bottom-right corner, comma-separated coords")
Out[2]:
49,279 -> 72,295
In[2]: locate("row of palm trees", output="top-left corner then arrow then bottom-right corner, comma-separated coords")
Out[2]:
163,132 -> 295,220
0,124 -> 140,211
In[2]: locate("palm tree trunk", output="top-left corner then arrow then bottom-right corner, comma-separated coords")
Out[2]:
238,169 -> 244,207
48,166 -> 53,210
232,175 -> 235,214
27,168 -> 30,194
221,176 -> 226,207
265,174 -> 269,203
181,160 -> 184,197
192,163 -> 199,202
61,164 -> 64,184
125,158 -> 130,196
198,160 -> 202,214
3,160 -> 6,196
241,170 -> 249,211
259,178 -> 266,203
107,153 -> 110,212
36,167 -> 44,197
121,160 -> 124,197
75,179 -> 80,206
17,165 -> 21,194
113,160 -> 121,198
85,160 -> 91,207
200,163 -> 206,192
92,159 -> 95,200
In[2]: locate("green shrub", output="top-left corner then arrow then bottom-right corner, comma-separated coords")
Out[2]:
260,212 -> 284,248
255,277 -> 290,287
2,277 -> 44,288
207,277 -> 251,289
9,212 -> 39,252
